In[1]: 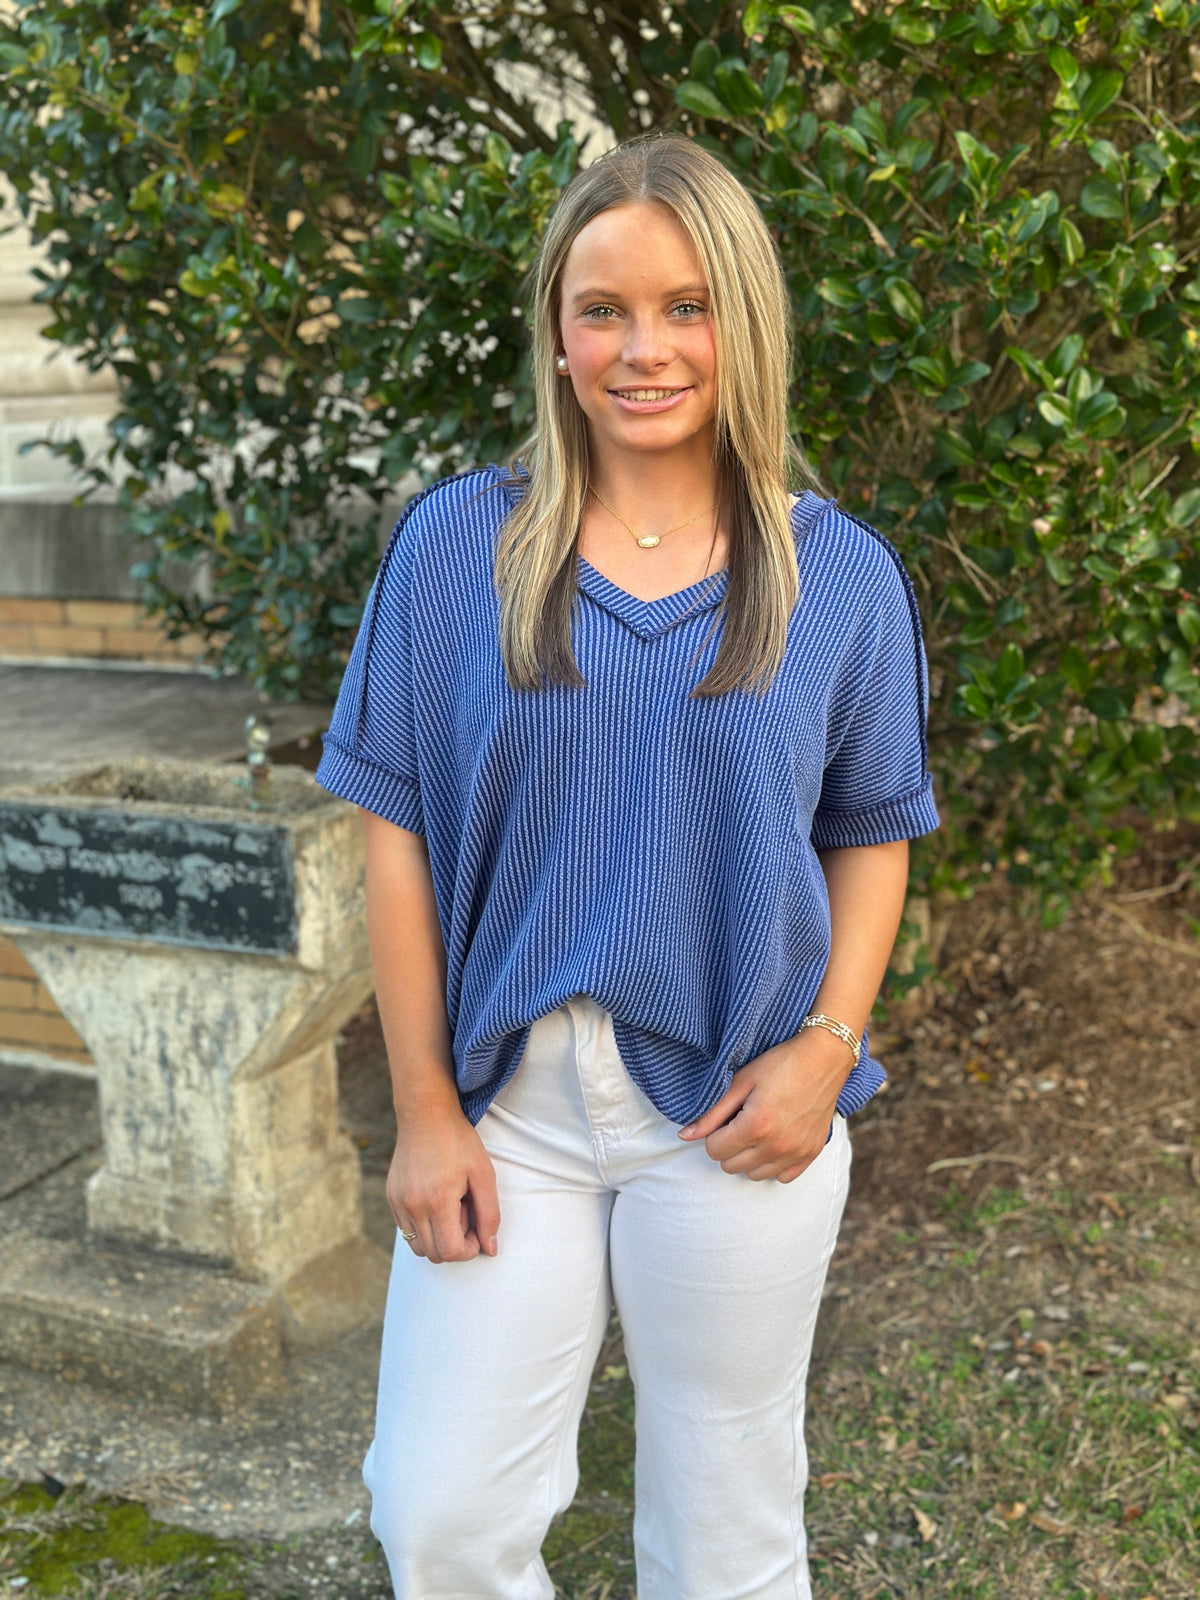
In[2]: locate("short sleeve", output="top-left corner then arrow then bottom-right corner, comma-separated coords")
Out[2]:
810,536 -> 940,850
314,499 -> 427,836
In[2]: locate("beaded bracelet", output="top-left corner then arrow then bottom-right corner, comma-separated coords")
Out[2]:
798,1012 -> 861,1063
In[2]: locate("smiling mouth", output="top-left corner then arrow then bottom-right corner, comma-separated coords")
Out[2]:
609,387 -> 689,401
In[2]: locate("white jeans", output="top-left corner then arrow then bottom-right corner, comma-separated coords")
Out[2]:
364,993 -> 851,1599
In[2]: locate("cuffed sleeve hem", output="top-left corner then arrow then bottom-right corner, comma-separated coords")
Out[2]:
314,734 -> 426,836
836,1056 -> 886,1118
811,774 -> 940,850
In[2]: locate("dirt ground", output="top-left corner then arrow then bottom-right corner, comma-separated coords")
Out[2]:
2,816 -> 1197,1599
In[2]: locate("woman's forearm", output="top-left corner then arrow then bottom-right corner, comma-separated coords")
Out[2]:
359,807 -> 462,1117
810,839 -> 911,1041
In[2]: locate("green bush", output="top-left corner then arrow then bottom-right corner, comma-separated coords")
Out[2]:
0,0 -> 1197,922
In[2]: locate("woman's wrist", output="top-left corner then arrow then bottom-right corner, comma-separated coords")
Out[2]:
784,1020 -> 860,1093
797,1010 -> 861,1065
391,1057 -> 464,1122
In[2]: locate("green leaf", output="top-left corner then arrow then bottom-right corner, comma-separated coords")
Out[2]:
762,51 -> 789,108
418,208 -> 462,242
674,81 -> 731,121
484,131 -> 513,171
1075,391 -> 1120,432
173,50 -> 198,76
1046,332 -> 1084,379
549,135 -> 577,187
1178,605 -> 1200,647
689,39 -> 720,82
839,125 -> 870,158
713,61 -> 763,116
1083,554 -> 1121,582
1085,687 -> 1128,721
1078,71 -> 1123,124
1008,432 -> 1043,460
954,130 -> 996,188
335,296 -> 382,323
129,171 -> 164,213
816,275 -> 859,308
1047,46 -> 1078,86
777,6 -> 816,34
1086,138 -> 1123,180
414,33 -> 442,70
892,14 -> 935,44
1164,653 -> 1199,697
1059,645 -> 1091,692
329,603 -> 364,627
210,0 -> 241,20
1169,487 -> 1200,527
952,484 -> 993,508
884,277 -> 923,324
1137,560 -> 1182,590
203,183 -> 245,213
907,355 -> 946,386
994,643 -> 1024,698
1079,177 -> 1123,220
934,430 -> 975,467
1057,216 -> 1085,265
1036,393 -> 1073,427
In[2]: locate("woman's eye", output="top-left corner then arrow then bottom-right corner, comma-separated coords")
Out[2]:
582,305 -> 618,320
672,301 -> 707,318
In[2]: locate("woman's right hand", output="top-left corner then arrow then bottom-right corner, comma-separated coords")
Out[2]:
387,1094 -> 501,1264
357,807 -> 500,1263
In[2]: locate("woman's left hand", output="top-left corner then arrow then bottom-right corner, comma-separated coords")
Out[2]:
677,1028 -> 854,1183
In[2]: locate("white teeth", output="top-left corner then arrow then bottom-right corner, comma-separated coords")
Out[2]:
615,389 -> 683,401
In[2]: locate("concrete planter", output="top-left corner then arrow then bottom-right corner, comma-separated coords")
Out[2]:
0,757 -> 388,1408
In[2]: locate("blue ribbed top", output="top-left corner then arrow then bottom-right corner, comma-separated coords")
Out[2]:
315,464 -> 940,1126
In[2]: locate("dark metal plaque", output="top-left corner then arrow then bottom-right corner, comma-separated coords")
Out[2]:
0,803 -> 297,955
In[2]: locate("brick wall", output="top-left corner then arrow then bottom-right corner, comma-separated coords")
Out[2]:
0,937 -> 93,1069
0,598 -> 206,665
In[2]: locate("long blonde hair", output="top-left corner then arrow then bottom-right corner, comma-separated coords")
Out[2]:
495,132 -> 819,697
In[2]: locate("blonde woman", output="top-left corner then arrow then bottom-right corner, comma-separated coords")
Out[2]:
316,132 -> 939,1600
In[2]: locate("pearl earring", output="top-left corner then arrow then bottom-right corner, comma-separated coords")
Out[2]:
555,354 -> 569,374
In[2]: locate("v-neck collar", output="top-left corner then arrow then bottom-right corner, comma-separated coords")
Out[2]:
572,491 -> 828,642
574,555 -> 729,641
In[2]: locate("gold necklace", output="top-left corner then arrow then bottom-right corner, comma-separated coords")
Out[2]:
588,484 -> 717,550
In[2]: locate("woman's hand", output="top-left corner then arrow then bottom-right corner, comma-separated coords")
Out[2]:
387,1085 -> 501,1263
677,1028 -> 854,1182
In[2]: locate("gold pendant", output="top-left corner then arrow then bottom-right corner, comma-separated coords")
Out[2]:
637,535 -> 661,548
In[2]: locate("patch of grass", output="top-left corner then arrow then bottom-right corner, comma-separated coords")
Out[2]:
0,1480 -> 244,1598
938,1183 -> 1029,1233
805,1324 -> 1200,1598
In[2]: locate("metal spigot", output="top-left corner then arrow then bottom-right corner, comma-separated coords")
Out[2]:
233,712 -> 274,810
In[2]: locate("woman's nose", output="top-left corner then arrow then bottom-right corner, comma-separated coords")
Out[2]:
621,314 -> 672,370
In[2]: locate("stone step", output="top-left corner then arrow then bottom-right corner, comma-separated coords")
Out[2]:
0,1229 -> 284,1416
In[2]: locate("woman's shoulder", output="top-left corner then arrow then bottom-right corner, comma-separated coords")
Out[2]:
374,464 -> 515,604
388,463 -> 514,552
798,496 -> 915,597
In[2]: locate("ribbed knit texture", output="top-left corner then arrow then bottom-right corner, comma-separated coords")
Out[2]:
315,464 -> 940,1126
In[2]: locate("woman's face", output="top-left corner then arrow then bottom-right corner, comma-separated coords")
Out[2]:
557,201 -> 717,463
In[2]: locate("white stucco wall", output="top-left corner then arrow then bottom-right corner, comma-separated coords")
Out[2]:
0,178 -> 118,503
